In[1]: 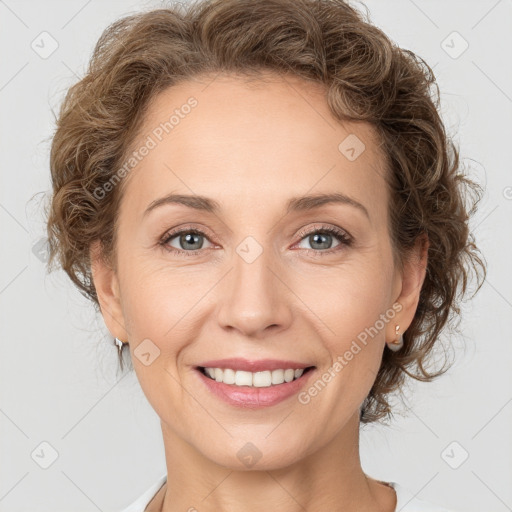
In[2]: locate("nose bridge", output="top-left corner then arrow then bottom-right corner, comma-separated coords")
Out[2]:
216,238 -> 291,337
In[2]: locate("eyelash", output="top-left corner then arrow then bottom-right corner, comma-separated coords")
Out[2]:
158,224 -> 353,258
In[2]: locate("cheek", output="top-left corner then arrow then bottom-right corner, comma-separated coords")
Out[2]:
318,261 -> 393,330
312,258 -> 394,376
119,256 -> 213,346
118,255 -> 167,336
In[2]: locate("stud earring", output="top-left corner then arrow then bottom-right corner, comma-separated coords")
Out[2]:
114,337 -> 127,357
387,325 -> 404,352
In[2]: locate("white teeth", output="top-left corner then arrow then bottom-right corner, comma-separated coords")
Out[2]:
202,367 -> 309,387
223,368 -> 236,385
284,369 -> 295,382
271,369 -> 284,384
235,370 -> 253,386
253,371 -> 272,387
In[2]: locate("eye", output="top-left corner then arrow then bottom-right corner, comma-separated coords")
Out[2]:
158,223 -> 352,257
294,224 -> 352,255
160,227 -> 214,256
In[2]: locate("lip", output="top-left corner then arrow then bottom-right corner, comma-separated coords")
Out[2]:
195,363 -> 316,409
198,358 -> 312,372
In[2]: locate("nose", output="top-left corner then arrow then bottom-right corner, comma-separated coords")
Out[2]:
216,247 -> 293,339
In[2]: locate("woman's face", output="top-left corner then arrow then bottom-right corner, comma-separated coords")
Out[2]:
93,72 -> 424,470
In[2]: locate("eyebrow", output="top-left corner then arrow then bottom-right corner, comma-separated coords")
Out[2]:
143,192 -> 369,219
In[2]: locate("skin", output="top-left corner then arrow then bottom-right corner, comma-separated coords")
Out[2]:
91,72 -> 428,512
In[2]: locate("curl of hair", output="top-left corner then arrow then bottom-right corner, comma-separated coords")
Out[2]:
46,0 -> 486,423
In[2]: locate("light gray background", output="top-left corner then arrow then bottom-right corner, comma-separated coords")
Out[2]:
1,0 -> 511,511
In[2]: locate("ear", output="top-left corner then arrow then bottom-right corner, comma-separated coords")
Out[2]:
388,234 -> 429,340
90,240 -> 128,341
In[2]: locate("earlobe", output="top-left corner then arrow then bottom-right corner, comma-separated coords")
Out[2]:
89,240 -> 128,341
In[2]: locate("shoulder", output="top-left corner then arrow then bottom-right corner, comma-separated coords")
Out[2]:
389,481 -> 460,512
119,473 -> 167,512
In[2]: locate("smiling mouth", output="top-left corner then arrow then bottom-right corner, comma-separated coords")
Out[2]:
197,366 -> 315,387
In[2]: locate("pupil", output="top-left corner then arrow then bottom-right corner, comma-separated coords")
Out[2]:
182,233 -> 202,250
311,233 -> 331,250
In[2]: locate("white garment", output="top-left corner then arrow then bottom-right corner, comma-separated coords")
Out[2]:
119,473 -> 457,512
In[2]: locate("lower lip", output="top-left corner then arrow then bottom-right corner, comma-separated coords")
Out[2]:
195,367 -> 316,408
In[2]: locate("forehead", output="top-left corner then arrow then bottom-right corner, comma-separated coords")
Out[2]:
120,72 -> 389,223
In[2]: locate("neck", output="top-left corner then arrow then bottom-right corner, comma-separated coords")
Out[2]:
156,413 -> 396,512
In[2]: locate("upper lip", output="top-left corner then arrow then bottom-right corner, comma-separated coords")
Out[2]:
197,358 -> 314,372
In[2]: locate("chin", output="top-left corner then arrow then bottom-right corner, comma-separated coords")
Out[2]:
198,437 -> 309,471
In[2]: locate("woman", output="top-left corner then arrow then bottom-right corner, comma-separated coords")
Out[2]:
45,0 -> 485,510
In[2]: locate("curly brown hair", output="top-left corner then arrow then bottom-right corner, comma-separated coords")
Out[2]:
45,0 -> 486,424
